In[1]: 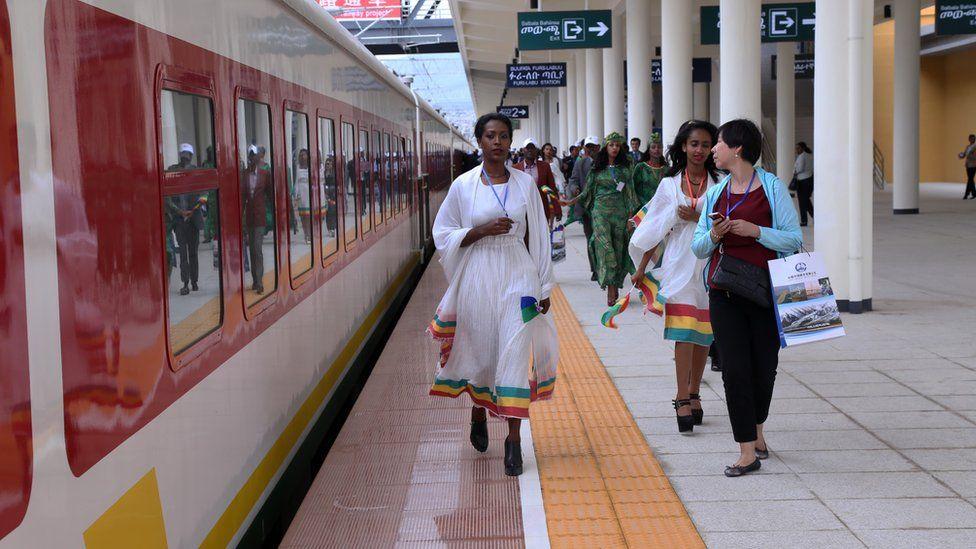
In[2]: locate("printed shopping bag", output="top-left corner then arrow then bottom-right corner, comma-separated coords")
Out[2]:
768,251 -> 845,347
550,224 -> 566,263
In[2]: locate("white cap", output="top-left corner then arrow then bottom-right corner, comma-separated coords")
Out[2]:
179,143 -> 195,155
248,144 -> 259,155
584,135 -> 600,146
522,137 -> 537,148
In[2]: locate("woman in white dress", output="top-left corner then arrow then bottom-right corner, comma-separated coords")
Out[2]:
428,113 -> 558,476
629,120 -> 718,433
542,142 -> 567,196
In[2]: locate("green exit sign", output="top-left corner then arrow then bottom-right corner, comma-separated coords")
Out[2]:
517,10 -> 612,51
700,3 -> 815,45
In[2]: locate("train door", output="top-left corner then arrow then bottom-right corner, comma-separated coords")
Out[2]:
417,134 -> 431,254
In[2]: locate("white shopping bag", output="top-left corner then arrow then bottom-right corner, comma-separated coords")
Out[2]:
768,251 -> 845,347
550,224 -> 566,263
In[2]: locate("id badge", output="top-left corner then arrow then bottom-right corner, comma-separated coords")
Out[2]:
615,181 -> 625,192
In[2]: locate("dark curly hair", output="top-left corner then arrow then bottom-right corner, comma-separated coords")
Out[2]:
664,120 -> 719,180
592,141 -> 632,173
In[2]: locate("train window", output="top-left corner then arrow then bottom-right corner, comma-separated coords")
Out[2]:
384,133 -> 393,219
405,138 -> 413,209
161,89 -> 215,171
397,137 -> 406,212
341,122 -> 358,245
318,117 -> 339,259
372,130 -> 383,226
285,110 -> 313,279
163,190 -> 222,353
358,128 -> 371,234
237,98 -> 278,307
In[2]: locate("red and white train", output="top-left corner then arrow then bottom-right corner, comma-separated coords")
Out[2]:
0,0 -> 471,545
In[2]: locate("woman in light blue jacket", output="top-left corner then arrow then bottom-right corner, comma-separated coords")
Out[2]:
691,119 -> 802,477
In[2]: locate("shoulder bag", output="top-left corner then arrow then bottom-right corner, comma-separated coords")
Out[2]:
711,246 -> 772,308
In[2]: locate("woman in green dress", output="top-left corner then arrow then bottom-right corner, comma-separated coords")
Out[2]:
633,132 -> 668,206
564,132 -> 642,305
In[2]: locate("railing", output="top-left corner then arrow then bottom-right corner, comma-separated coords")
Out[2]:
873,141 -> 886,190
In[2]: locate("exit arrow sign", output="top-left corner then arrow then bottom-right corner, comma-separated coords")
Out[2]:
518,10 -> 613,50
700,2 -> 815,45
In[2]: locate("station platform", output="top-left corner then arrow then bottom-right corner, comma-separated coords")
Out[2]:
282,184 -> 976,548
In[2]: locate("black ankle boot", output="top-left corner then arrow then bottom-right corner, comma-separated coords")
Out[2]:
469,419 -> 488,453
673,399 -> 694,433
689,393 -> 703,425
504,439 -> 523,476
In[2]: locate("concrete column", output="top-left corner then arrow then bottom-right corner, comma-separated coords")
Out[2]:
856,0 -> 875,309
626,0 -> 653,141
566,55 -> 578,144
558,86 -> 569,151
719,0 -> 761,123
775,42 -> 796,187
893,0 -> 920,214
603,13 -> 626,135
662,0 -> 694,147
585,48 -> 605,137
814,0 -> 849,303
575,51 -> 587,140
693,82 -> 709,121
709,59 -> 721,126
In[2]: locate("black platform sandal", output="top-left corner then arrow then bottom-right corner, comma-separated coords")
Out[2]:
470,419 -> 488,453
504,439 -> 523,476
689,393 -> 704,425
673,399 -> 694,433
755,444 -> 769,460
724,458 -> 761,477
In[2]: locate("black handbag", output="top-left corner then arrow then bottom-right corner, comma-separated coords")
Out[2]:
788,175 -> 798,191
711,249 -> 773,308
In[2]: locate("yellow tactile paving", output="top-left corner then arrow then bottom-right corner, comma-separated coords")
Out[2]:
533,286 -> 705,548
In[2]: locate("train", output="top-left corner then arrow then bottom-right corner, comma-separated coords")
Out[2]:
0,0 -> 473,545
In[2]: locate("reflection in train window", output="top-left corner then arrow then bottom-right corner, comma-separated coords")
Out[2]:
396,137 -> 405,213
372,130 -> 383,226
405,138 -> 413,209
318,117 -> 339,259
286,110 -> 313,278
237,99 -> 278,307
161,89 -> 215,172
359,128 -> 371,234
384,133 -> 393,219
163,190 -> 222,353
341,122 -> 358,244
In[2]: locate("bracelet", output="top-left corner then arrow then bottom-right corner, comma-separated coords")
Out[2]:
709,228 -> 720,242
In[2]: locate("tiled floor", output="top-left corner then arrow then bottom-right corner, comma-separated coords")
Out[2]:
554,184 -> 976,548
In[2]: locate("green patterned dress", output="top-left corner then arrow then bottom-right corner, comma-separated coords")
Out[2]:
578,163 -> 642,289
633,161 -> 666,206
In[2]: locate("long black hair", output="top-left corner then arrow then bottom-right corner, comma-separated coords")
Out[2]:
664,120 -> 719,180
592,141 -> 632,173
797,141 -> 812,154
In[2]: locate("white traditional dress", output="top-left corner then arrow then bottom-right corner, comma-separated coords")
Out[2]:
628,172 -> 715,347
428,164 -> 558,418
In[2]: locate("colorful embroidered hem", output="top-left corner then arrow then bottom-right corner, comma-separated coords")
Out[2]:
429,377 -> 556,419
427,312 -> 456,367
635,272 -> 666,316
663,303 -> 713,347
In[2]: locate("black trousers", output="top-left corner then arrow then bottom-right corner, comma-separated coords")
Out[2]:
797,177 -> 814,224
176,223 -> 200,286
709,290 -> 781,443
965,168 -> 976,198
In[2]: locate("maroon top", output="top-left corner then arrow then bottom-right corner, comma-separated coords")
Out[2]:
708,186 -> 778,289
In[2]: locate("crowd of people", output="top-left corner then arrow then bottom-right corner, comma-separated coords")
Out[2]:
428,112 -> 803,479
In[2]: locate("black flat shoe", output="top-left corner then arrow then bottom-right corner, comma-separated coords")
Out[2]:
673,399 -> 694,433
469,419 -> 488,453
689,393 -> 703,425
724,459 -> 761,477
504,439 -> 523,476
755,446 -> 769,460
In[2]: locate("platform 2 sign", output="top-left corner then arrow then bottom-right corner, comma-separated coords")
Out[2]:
517,10 -> 612,51
651,58 -> 713,84
701,3 -> 815,45
497,105 -> 529,119
935,2 -> 976,35
506,63 -> 567,88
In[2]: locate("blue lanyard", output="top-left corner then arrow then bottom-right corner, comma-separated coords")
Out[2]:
725,170 -> 757,217
482,167 -> 509,216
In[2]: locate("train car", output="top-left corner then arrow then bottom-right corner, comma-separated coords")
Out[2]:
1,0 -> 471,545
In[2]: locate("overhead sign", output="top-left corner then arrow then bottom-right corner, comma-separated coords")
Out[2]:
517,10 -> 613,51
506,63 -> 567,88
497,105 -> 529,119
771,53 -> 815,80
317,0 -> 401,21
935,1 -> 976,35
651,58 -> 713,84
700,3 -> 815,45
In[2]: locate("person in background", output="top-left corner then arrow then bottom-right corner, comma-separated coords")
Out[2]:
166,143 -> 204,296
566,136 -> 601,281
564,132 -> 640,306
633,132 -> 667,206
513,139 -> 561,226
294,148 -> 312,243
542,142 -> 567,197
692,119 -> 802,477
629,136 -> 643,164
242,145 -> 273,295
793,142 -> 814,226
564,145 -> 579,181
960,134 -> 976,199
